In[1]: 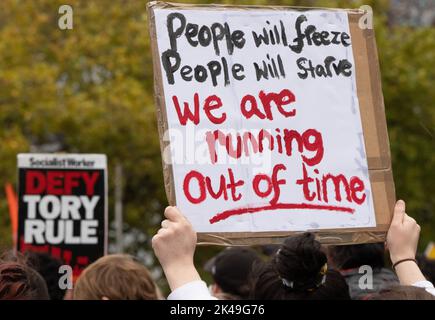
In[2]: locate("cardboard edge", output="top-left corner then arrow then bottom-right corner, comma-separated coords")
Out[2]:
348,12 -> 396,229
348,13 -> 392,170
147,3 -> 176,205
147,1 -> 365,13
148,2 -> 395,246
197,226 -> 390,246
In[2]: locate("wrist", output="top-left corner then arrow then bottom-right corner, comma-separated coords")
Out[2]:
162,256 -> 195,273
393,260 -> 426,286
392,258 -> 417,269
162,258 -> 201,292
390,253 -> 415,265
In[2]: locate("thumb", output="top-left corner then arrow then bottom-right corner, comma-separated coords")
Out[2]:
164,206 -> 184,222
391,199 -> 406,225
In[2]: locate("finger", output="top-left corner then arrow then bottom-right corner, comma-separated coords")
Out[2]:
157,228 -> 167,235
403,214 -> 417,227
164,206 -> 184,222
161,219 -> 169,228
151,232 -> 167,248
151,234 -> 160,248
391,200 -> 406,225
404,213 -> 413,221
161,219 -> 176,229
174,206 -> 190,222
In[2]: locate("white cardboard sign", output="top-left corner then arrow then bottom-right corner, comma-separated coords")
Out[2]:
153,8 -> 376,232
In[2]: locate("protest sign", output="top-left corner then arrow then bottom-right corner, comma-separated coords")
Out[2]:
17,153 -> 107,277
148,2 -> 395,245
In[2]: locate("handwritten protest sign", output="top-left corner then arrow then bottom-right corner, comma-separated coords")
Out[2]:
148,2 -> 395,245
17,154 -> 107,277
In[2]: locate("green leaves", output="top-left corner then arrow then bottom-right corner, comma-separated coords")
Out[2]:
378,25 -> 435,247
0,0 -> 164,249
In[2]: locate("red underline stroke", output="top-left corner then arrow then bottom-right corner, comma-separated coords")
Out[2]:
209,202 -> 355,224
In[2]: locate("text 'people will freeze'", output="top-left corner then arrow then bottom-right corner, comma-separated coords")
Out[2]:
161,12 -> 353,86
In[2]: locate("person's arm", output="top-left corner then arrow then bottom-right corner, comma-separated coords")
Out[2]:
386,200 -> 434,294
167,280 -> 214,300
152,206 -> 215,300
411,280 -> 435,296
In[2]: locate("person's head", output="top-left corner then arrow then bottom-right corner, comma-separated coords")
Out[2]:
369,285 -> 435,300
25,252 -> 66,300
0,262 -> 49,300
327,243 -> 386,270
74,254 -> 159,300
205,247 -> 261,299
250,233 -> 350,300
417,254 -> 435,284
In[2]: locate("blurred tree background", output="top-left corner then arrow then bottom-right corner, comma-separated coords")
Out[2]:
0,0 -> 433,287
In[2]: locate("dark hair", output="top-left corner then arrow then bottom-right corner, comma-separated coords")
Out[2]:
328,243 -> 385,270
0,262 -> 49,300
250,233 -> 350,300
417,254 -> 435,284
206,247 -> 261,299
26,252 -> 66,300
369,285 -> 435,300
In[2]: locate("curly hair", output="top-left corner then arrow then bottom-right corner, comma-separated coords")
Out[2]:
250,233 -> 350,300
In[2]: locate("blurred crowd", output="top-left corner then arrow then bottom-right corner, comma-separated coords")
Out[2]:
0,200 -> 434,300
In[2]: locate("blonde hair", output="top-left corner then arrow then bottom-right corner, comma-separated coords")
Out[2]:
74,254 -> 158,300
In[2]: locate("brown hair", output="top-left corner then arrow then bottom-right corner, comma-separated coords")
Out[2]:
0,262 -> 49,300
74,254 -> 158,300
369,285 -> 435,300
